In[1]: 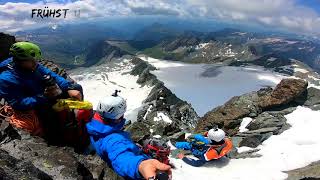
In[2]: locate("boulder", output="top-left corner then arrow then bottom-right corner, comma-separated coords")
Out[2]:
259,78 -> 308,109
246,112 -> 290,134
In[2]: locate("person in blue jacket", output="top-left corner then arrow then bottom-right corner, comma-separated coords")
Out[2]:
0,42 -> 82,135
86,91 -> 172,180
175,128 -> 233,167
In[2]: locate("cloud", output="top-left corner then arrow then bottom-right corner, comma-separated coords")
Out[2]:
186,0 -> 320,34
0,0 -> 320,35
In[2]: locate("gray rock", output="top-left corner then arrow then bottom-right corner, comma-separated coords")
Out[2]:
233,111 -> 290,148
228,137 -> 263,159
0,33 -> 15,61
242,127 -> 280,135
0,122 -> 124,180
228,148 -> 262,159
266,107 -> 297,115
246,112 -> 290,134
295,87 -> 320,108
286,161 -> 320,180
238,133 -> 272,148
0,149 -> 52,180
125,121 -> 151,143
166,131 -> 186,144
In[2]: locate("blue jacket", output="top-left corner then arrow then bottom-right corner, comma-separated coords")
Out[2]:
86,113 -> 149,180
175,134 -> 210,167
0,58 -> 73,110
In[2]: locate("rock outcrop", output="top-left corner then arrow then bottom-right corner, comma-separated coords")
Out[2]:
286,161 -> 320,180
0,33 -> 15,61
195,78 -> 308,135
234,111 -> 291,148
0,120 -> 124,180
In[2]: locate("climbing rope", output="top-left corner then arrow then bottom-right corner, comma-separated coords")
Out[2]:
0,105 -> 43,136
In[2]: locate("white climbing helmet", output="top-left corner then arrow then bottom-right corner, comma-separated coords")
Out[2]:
208,128 -> 225,142
96,90 -> 127,120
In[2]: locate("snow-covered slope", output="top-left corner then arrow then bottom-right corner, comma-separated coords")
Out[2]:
70,58 -> 152,121
170,106 -> 320,180
139,56 -> 286,116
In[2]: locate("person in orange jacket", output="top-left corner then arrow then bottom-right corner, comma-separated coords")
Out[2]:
176,127 -> 233,167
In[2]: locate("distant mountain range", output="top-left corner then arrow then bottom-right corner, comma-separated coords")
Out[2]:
12,22 -> 320,73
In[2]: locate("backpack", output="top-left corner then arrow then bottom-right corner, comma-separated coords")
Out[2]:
142,138 -> 171,165
52,99 -> 93,150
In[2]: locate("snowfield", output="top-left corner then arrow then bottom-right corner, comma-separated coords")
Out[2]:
70,59 -> 152,122
170,106 -> 320,180
139,56 -> 286,116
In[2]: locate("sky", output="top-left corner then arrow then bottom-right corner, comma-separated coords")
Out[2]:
296,0 -> 320,14
0,0 -> 320,36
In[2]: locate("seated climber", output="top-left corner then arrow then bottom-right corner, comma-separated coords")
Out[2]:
175,127 -> 233,167
86,91 -> 172,180
0,42 -> 82,136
